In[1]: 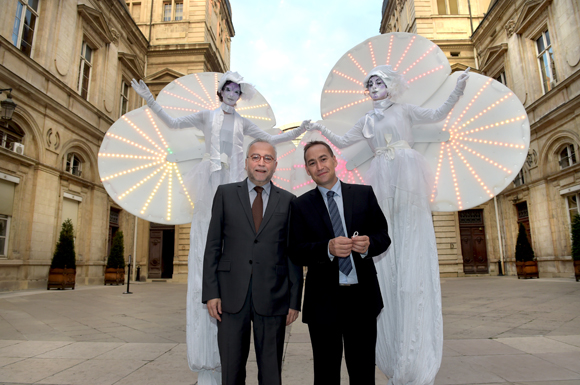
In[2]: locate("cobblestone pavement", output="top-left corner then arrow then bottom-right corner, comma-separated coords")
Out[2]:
1,276 -> 579,385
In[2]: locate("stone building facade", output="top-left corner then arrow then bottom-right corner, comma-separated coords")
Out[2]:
471,0 -> 580,277
380,0 -> 580,278
0,0 -> 233,290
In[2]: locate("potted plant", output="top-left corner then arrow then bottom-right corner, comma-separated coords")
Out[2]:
515,222 -> 539,279
47,219 -> 76,289
104,231 -> 125,285
571,214 -> 580,282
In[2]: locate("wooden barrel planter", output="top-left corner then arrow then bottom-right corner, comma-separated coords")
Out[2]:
47,267 -> 76,290
104,267 -> 125,285
574,260 -> 580,282
516,261 -> 539,279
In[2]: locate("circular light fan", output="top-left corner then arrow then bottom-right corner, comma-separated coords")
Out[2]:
98,73 -> 279,225
292,33 -> 530,211
320,32 -> 451,125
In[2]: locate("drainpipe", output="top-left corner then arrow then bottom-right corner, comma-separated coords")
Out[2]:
494,196 -> 505,275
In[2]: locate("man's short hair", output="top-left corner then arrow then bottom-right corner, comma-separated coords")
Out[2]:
303,140 -> 334,162
246,138 -> 277,159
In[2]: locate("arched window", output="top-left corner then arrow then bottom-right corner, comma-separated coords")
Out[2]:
559,144 -> 577,169
0,122 -> 24,150
66,153 -> 83,177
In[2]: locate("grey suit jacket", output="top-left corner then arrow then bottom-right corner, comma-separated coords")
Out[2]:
202,178 -> 303,316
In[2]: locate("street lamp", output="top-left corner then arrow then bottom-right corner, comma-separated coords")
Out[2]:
0,89 -> 17,121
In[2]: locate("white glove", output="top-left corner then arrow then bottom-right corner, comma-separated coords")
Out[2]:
455,68 -> 470,94
298,119 -> 312,132
131,79 -> 155,106
308,122 -> 324,132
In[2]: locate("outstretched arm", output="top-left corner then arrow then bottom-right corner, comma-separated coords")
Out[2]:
131,79 -> 204,130
244,119 -> 309,145
310,119 -> 366,149
408,68 -> 470,124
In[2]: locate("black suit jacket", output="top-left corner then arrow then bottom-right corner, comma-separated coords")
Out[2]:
289,182 -> 390,325
202,179 -> 303,316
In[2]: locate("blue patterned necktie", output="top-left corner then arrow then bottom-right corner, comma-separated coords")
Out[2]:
327,190 -> 353,276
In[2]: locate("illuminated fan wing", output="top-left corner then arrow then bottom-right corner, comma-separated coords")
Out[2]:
98,106 -> 200,225
320,33 -> 451,125
99,73 -> 278,224
413,72 -> 530,211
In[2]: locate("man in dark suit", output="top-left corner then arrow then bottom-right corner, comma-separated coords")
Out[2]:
289,140 -> 390,385
202,138 -> 303,385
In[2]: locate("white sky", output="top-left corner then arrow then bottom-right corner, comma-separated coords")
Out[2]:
229,0 -> 383,127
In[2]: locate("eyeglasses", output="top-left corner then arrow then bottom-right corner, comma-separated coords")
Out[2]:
248,154 -> 275,163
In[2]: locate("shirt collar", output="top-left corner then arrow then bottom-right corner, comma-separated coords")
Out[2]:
247,178 -> 271,195
317,179 -> 341,198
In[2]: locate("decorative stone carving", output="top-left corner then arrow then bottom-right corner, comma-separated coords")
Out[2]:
110,28 -> 120,46
505,20 -> 516,38
46,129 -> 60,150
526,149 -> 538,167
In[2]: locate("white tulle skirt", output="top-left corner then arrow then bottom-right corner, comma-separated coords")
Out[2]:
368,148 -> 443,385
185,161 -> 229,385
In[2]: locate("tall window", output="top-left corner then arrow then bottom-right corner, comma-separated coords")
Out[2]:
567,194 -> 579,227
560,144 -> 577,169
163,2 -> 172,21
536,30 -> 557,94
77,41 -> 93,100
175,1 -> 183,20
66,153 -> 83,177
0,215 -> 9,257
126,2 -> 141,22
12,0 -> 40,57
437,0 -> 458,15
120,81 -> 129,116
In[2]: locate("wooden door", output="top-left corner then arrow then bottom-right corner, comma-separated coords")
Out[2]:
459,210 -> 489,274
148,230 -> 163,278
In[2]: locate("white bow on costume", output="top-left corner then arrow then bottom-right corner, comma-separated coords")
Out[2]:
375,133 -> 411,160
362,99 -> 395,139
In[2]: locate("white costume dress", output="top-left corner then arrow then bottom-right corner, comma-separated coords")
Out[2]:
148,100 -> 306,384
317,87 -> 463,385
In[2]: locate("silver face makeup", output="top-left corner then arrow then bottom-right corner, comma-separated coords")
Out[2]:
221,83 -> 242,106
367,76 -> 389,100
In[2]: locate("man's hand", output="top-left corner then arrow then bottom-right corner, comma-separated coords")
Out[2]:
329,236 -> 353,257
352,235 -> 370,254
207,298 -> 222,322
286,309 -> 299,326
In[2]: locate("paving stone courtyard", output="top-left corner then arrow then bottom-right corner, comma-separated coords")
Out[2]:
1,276 -> 579,385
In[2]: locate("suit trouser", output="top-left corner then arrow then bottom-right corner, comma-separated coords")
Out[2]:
217,279 -> 286,385
307,284 -> 378,385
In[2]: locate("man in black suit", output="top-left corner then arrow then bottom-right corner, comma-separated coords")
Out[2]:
202,138 -> 303,385
289,140 -> 390,385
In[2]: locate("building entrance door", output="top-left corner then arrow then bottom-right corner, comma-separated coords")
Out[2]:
148,224 -> 175,279
459,209 -> 489,274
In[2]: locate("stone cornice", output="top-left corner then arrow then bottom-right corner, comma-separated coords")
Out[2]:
480,43 -> 508,73
514,0 -> 553,35
472,0 -> 515,41
78,4 -> 114,45
527,69 -> 580,130
0,147 -> 37,167
118,52 -> 145,78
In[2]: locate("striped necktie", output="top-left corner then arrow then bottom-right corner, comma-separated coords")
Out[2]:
327,190 -> 353,275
